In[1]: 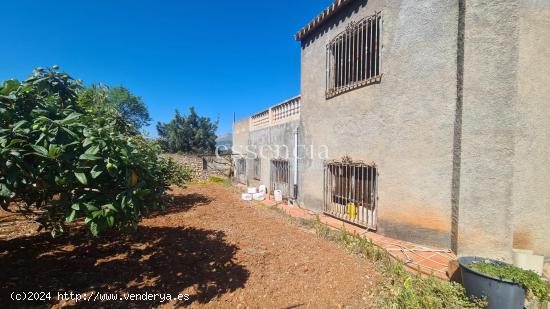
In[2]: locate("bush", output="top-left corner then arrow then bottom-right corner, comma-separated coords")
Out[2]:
381,262 -> 486,309
0,67 -> 177,236
307,219 -> 485,308
469,260 -> 549,302
160,157 -> 192,187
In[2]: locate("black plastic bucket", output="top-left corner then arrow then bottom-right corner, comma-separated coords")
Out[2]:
458,256 -> 525,309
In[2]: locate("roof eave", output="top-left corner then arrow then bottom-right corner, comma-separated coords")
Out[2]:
295,0 -> 355,41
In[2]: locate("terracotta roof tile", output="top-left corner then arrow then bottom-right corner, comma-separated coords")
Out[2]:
295,0 -> 355,41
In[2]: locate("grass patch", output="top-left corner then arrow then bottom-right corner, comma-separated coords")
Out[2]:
190,176 -> 229,185
260,204 -> 486,309
306,219 -> 486,308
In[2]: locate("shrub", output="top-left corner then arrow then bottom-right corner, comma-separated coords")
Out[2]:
160,157 -> 192,187
469,260 -> 549,302
0,67 -> 177,236
381,262 -> 486,309
307,219 -> 485,308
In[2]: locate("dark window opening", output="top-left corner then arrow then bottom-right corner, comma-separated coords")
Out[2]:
326,12 -> 382,98
270,159 -> 290,198
236,158 -> 246,178
253,158 -> 261,180
324,161 -> 378,229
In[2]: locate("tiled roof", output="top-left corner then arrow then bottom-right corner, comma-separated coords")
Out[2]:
295,0 -> 355,41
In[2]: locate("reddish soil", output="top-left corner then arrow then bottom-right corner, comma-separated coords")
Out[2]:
0,184 -> 382,308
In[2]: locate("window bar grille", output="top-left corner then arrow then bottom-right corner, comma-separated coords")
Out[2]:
354,22 -> 361,82
367,16 -> 372,79
375,14 -> 379,76
336,37 -> 340,89
359,20 -> 363,82
344,31 -> 348,88
270,160 -> 290,199
326,12 -> 381,98
324,161 -> 378,229
340,35 -> 344,88
379,13 -> 383,79
343,33 -> 347,88
334,38 -> 337,90
346,30 -> 350,87
326,45 -> 329,96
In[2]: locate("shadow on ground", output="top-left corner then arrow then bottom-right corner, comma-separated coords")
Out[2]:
144,191 -> 213,220
0,199 -> 247,307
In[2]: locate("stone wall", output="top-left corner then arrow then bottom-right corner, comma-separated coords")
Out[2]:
161,153 -> 230,180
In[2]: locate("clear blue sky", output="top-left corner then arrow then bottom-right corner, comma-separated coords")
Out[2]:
0,0 -> 331,137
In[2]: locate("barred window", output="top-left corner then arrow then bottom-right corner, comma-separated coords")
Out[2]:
326,12 -> 382,98
270,159 -> 290,198
236,158 -> 246,176
324,161 -> 378,229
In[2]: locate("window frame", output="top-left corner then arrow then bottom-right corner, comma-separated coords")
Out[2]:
325,12 -> 382,99
323,160 -> 378,229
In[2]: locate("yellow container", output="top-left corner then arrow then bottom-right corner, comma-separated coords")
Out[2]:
347,202 -> 357,220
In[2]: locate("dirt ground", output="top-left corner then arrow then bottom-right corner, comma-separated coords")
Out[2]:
0,184 -> 383,308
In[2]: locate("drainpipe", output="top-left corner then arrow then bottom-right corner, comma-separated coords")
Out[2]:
293,126 -> 299,200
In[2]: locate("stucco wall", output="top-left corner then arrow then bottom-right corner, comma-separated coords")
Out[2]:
232,119 -> 250,184
300,0 -> 459,249
232,118 -> 300,197
231,0 -> 550,259
512,0 -> 550,258
456,0 -> 520,261
232,119 -> 250,155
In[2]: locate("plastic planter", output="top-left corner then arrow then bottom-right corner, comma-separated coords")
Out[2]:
458,256 -> 526,309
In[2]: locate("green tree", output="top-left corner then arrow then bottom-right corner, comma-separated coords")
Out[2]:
156,107 -> 218,154
81,85 -> 151,130
0,66 -> 180,237
106,86 -> 151,130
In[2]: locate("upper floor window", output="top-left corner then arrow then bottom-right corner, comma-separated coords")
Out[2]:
326,12 -> 382,98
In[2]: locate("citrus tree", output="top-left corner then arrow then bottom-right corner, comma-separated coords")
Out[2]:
0,67 -> 180,236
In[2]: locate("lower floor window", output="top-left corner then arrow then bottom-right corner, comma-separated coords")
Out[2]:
324,160 -> 378,229
270,159 -> 290,198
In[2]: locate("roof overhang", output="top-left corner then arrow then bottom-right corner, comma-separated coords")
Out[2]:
294,0 -> 355,41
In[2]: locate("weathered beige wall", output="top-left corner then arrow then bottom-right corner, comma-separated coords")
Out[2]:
458,0 -> 550,261
232,116 -> 300,197
512,0 -> 550,258
232,119 -> 250,155
457,0 -> 520,261
231,0 -> 550,260
232,119 -> 250,184
300,0 -> 459,249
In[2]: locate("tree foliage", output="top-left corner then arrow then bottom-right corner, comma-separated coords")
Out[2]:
82,85 -> 151,130
156,107 -> 218,154
0,66 -> 181,237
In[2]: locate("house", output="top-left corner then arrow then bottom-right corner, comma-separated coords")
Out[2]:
232,96 -> 301,199
233,0 -> 550,262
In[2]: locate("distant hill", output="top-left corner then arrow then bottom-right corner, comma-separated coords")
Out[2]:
216,132 -> 232,148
